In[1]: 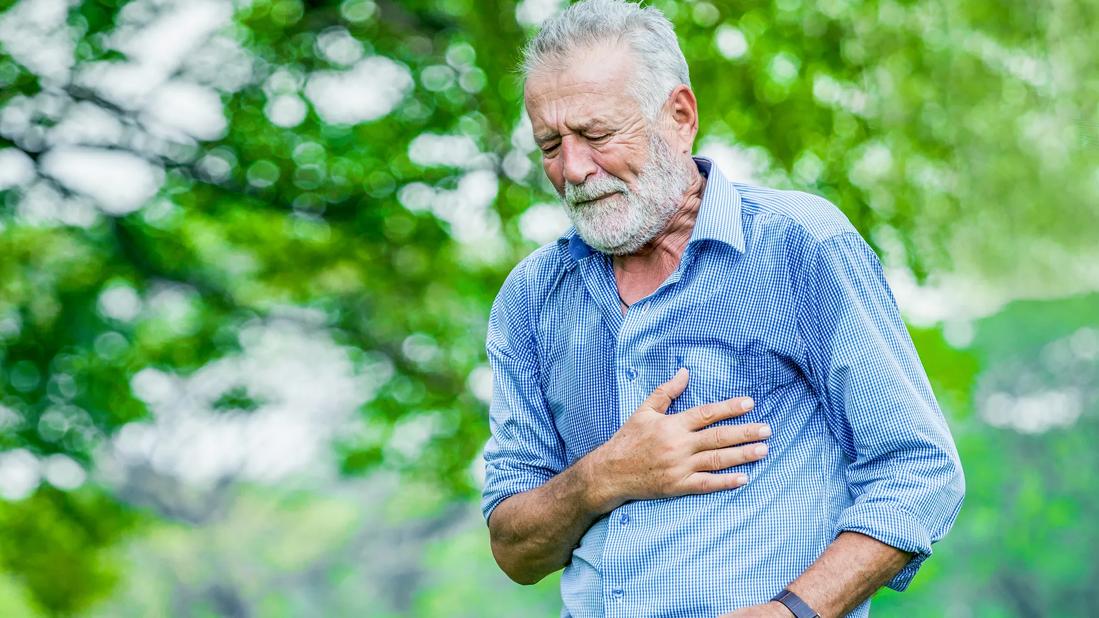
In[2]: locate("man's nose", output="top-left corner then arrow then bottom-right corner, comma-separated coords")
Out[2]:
560,136 -> 598,186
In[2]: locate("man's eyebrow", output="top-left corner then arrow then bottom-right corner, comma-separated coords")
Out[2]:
534,120 -> 611,143
573,119 -> 610,133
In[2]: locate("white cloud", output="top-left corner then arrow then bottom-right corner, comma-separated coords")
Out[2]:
0,0 -> 76,83
265,94 -> 308,128
98,284 -> 143,322
115,0 -> 231,74
42,454 -> 86,490
76,0 -> 234,108
0,149 -> 35,190
980,390 -> 1084,434
0,449 -> 40,501
316,27 -> 364,66
715,25 -> 749,60
109,318 -> 387,489
467,365 -> 494,404
47,102 -> 126,146
515,0 -> 564,27
408,133 -> 483,168
519,202 -> 571,244
16,180 -> 100,227
305,56 -> 413,125
698,137 -> 770,184
40,146 -> 163,215
143,80 -> 227,141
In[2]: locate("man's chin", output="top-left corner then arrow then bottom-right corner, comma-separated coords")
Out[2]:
575,228 -> 649,256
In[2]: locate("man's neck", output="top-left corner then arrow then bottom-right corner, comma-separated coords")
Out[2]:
612,164 -> 706,278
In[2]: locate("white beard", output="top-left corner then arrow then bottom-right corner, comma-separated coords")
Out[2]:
562,133 -> 693,255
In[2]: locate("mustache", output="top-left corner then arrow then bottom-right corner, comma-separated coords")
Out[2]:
564,176 -> 629,207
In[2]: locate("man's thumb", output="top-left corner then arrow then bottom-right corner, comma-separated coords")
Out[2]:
648,367 -> 689,414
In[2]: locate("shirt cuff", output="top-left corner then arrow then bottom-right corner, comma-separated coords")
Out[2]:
481,462 -> 555,524
833,501 -> 933,591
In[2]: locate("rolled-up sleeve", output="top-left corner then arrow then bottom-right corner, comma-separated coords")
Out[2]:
480,260 -> 567,524
796,232 -> 965,591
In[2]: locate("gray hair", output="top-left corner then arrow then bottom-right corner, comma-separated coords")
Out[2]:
522,0 -> 691,119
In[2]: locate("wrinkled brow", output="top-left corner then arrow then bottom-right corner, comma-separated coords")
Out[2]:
534,119 -> 611,143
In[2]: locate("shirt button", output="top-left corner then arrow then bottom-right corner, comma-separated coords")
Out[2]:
611,588 -> 624,601
625,368 -> 637,381
619,513 -> 630,526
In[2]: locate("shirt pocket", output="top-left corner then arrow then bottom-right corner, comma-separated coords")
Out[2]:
669,346 -> 799,426
662,346 -> 796,478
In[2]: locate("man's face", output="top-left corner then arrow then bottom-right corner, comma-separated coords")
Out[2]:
524,42 -> 692,254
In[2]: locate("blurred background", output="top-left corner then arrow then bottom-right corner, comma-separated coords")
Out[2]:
0,0 -> 1096,616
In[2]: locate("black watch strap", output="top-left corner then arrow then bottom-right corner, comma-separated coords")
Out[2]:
770,589 -> 820,618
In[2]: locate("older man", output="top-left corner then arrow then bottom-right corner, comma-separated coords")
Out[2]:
481,1 -> 964,616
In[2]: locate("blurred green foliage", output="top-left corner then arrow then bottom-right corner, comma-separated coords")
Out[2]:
0,0 -> 1096,615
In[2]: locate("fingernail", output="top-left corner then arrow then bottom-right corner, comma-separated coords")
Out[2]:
754,444 -> 768,456
741,398 -> 754,411
735,474 -> 749,485
759,425 -> 772,438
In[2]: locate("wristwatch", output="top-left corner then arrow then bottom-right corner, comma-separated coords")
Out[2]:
770,589 -> 820,618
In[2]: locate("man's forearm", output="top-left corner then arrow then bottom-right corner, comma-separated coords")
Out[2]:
780,531 -> 911,617
487,456 -> 608,585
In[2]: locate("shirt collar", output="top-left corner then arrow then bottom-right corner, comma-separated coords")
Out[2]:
687,156 -> 746,254
556,156 -> 746,270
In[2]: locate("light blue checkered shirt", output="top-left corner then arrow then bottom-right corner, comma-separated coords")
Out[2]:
482,157 -> 965,617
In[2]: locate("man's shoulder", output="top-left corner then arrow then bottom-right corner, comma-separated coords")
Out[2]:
732,182 -> 858,244
495,240 -> 568,303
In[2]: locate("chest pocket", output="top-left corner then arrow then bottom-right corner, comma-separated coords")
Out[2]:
663,346 -> 800,425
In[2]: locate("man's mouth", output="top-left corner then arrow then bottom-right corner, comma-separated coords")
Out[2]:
576,192 -> 619,207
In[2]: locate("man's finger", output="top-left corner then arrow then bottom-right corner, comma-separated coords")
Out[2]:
680,396 -> 754,430
691,443 -> 768,472
642,367 -> 689,414
693,423 -> 771,452
684,471 -> 749,494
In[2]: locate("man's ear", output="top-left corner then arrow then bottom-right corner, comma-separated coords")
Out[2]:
665,85 -> 699,154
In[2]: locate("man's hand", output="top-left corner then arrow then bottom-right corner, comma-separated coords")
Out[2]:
585,367 -> 772,513
487,367 -> 770,584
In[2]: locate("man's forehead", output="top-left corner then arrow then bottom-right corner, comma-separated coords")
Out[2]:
524,42 -> 637,102
525,92 -> 637,141
523,47 -> 641,137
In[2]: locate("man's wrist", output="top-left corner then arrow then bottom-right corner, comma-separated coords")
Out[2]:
770,589 -> 819,618
767,600 -> 795,617
574,452 -> 618,515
